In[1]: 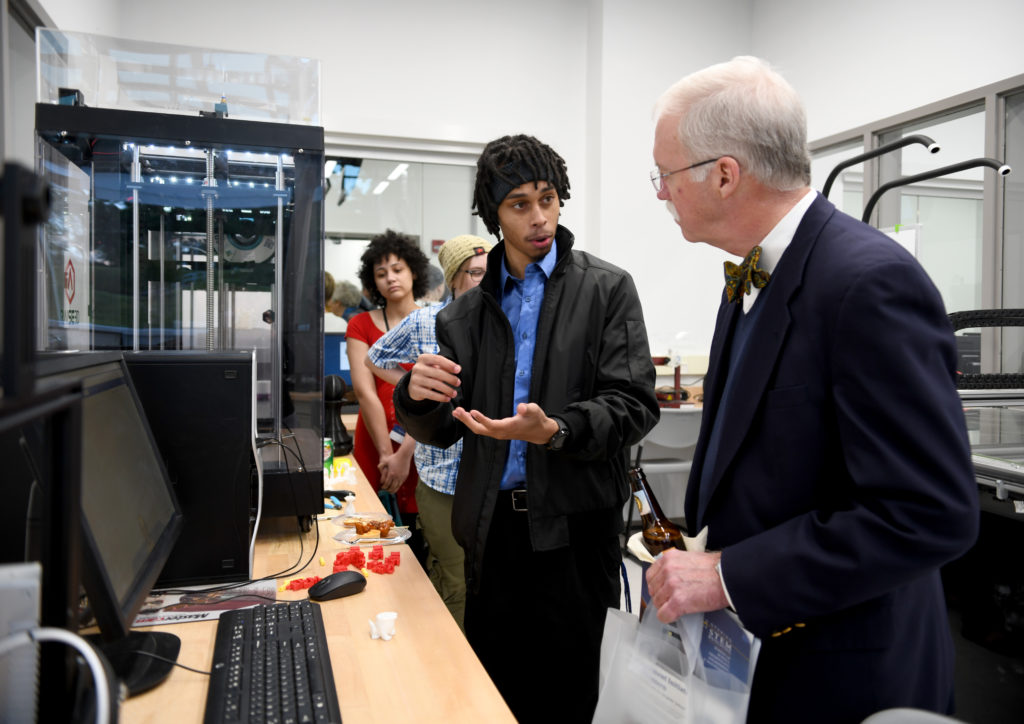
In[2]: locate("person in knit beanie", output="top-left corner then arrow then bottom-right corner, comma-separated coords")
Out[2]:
437,234 -> 493,292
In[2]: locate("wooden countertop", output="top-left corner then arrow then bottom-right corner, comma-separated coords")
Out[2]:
121,451 -> 513,723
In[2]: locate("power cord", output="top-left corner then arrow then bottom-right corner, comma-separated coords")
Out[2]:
246,436 -> 316,578
126,649 -> 212,676
249,349 -> 263,580
152,430 -> 321,602
0,627 -> 115,724
153,511 -> 320,599
152,437 -> 322,600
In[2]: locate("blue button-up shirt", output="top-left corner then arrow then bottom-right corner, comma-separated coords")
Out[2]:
498,239 -> 558,490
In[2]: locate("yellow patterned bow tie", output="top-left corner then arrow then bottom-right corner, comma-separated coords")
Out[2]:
723,246 -> 771,303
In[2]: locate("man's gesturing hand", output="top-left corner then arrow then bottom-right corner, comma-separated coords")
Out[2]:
407,353 -> 461,403
452,402 -> 559,445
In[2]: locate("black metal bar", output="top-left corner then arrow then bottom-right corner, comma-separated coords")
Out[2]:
40,393 -> 83,724
2,162 -> 49,400
861,157 -> 1011,225
0,380 -> 84,722
822,134 -> 939,199
35,104 -> 325,154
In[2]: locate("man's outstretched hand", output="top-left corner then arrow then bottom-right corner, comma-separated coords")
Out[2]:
453,402 -> 559,445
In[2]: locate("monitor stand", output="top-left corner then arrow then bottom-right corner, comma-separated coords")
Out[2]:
84,631 -> 181,697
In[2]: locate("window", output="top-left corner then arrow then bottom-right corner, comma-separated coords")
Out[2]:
875,110 -> 986,315
323,156 -> 482,315
810,139 -> 866,218
810,74 -> 1024,374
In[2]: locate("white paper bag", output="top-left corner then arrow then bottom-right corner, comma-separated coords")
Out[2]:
593,603 -> 760,724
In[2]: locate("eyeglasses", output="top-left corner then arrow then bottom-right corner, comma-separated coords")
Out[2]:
463,269 -> 485,280
649,157 -> 720,193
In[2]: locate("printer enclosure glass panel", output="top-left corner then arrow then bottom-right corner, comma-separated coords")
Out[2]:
36,28 -> 322,125
35,104 -> 324,448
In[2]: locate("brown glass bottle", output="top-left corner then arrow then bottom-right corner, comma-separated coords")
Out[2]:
628,466 -> 687,555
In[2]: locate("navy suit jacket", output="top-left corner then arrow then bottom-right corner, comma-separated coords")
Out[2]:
686,194 -> 979,723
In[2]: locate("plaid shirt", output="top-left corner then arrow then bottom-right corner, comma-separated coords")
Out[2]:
367,303 -> 461,495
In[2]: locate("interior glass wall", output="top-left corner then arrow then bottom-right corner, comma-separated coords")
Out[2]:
811,80 -> 1023,376
809,139 -> 865,218
319,156 -> 479,383
876,110 -> 987,316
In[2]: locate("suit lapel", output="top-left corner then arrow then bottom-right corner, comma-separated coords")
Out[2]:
693,195 -> 836,524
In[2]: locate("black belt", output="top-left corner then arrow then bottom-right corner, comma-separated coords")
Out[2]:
498,488 -> 528,512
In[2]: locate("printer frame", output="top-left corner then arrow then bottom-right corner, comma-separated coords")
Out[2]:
35,103 -> 326,527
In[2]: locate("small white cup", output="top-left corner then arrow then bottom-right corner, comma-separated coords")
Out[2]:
375,611 -> 397,640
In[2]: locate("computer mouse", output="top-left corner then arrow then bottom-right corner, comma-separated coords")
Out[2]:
308,570 -> 367,601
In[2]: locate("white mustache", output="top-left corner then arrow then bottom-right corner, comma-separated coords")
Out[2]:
665,200 -> 680,223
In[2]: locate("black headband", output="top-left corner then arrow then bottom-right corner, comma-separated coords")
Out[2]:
489,160 -> 551,204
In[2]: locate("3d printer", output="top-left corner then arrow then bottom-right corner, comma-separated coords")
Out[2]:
33,30 -> 327,527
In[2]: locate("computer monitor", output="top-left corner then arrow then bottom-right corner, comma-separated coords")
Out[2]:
37,352 -> 184,694
75,357 -> 183,638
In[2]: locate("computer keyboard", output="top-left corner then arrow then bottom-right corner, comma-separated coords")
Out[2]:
203,600 -> 342,724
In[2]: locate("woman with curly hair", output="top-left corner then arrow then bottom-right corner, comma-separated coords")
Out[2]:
346,230 -> 430,533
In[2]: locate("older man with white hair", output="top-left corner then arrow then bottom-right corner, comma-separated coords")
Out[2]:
646,56 -> 979,723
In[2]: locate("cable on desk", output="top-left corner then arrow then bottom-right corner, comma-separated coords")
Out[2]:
280,423 -> 311,472
249,349 -> 263,578
153,431 -> 320,592
273,428 -> 316,536
127,649 -> 212,676
152,431 -> 322,601
153,531 -> 318,595
260,432 -> 321,578
256,436 -> 313,574
152,491 -> 322,597
0,626 -> 116,724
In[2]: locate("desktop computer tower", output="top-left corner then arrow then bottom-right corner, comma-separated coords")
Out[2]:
125,351 -> 256,587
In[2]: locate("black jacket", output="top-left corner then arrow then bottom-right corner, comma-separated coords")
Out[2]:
395,226 -> 659,592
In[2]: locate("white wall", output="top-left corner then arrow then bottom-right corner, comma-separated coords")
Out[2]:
752,0 -> 1024,141
40,0 -> 593,240
33,0 -> 116,36
34,0 -> 1024,357
606,0 -> 1024,361
592,0 -> 752,363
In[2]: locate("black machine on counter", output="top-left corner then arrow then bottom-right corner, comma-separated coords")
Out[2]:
34,101 -> 327,529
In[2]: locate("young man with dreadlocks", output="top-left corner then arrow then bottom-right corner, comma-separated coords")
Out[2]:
394,134 -> 659,722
